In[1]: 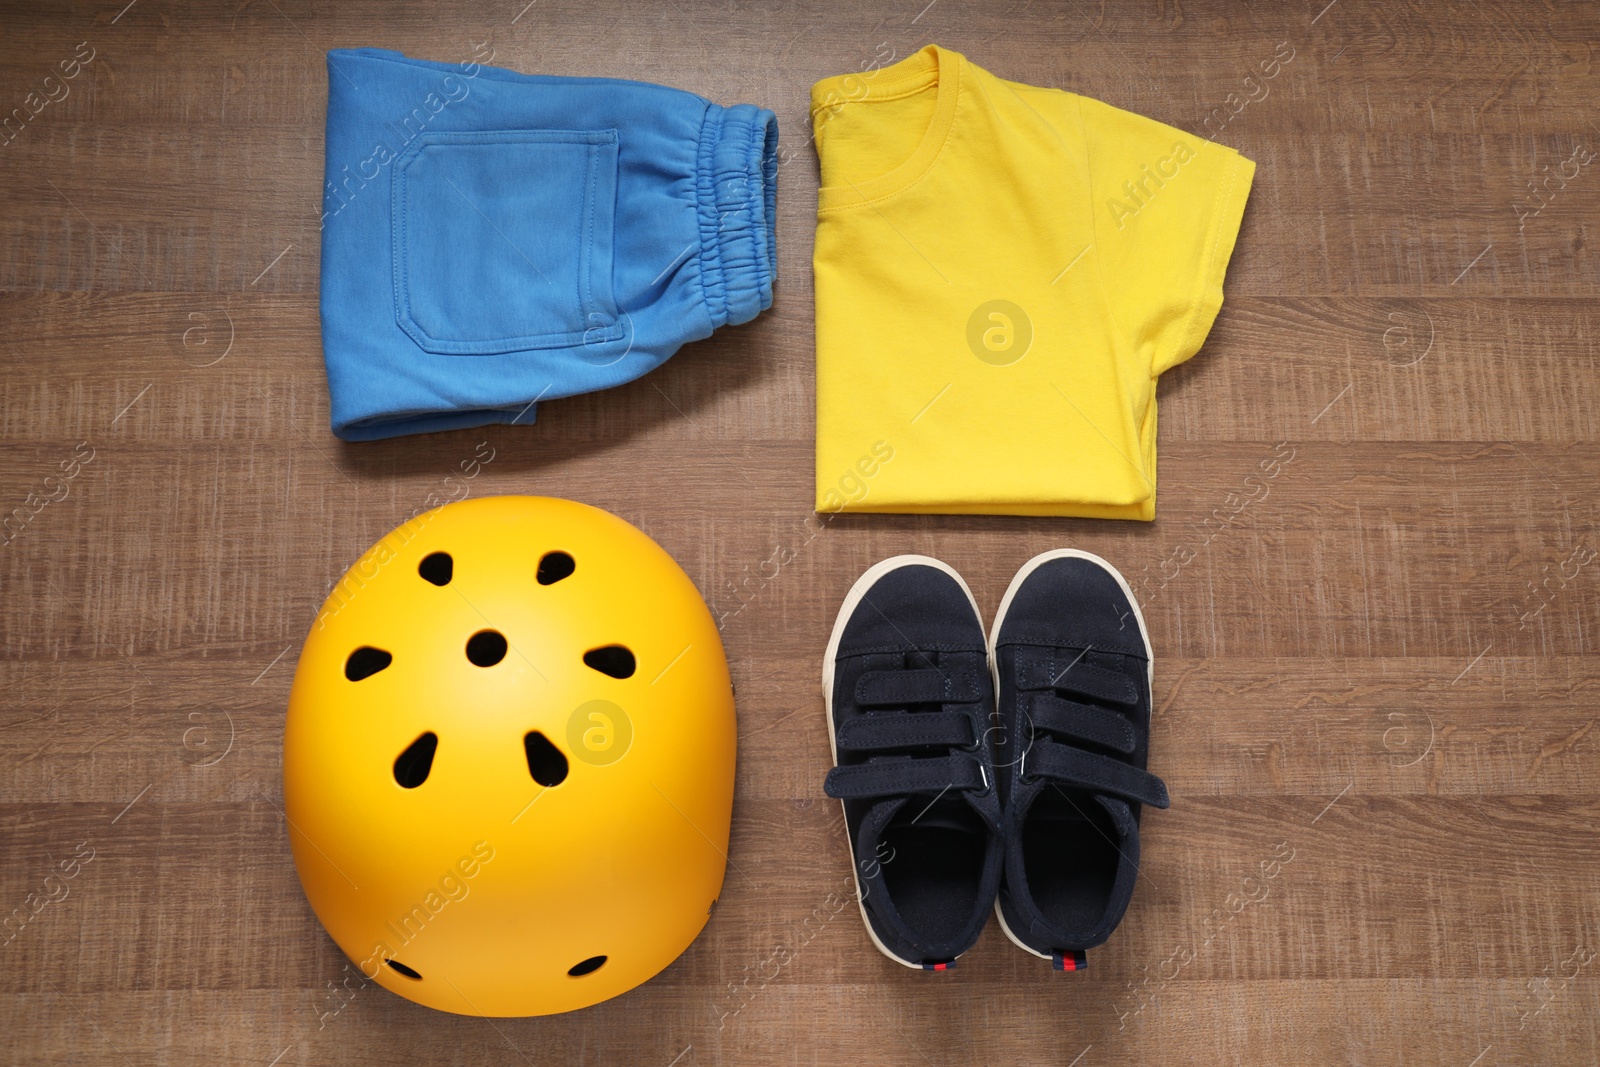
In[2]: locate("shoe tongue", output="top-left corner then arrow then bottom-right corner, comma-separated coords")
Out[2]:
869,787 -> 990,836
1016,781 -> 1135,838
858,797 -> 910,853
895,799 -> 984,835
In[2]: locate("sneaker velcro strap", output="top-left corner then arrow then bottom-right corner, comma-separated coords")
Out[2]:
837,711 -> 977,752
1013,648 -> 1138,706
855,667 -> 982,706
1026,694 -> 1136,754
823,754 -> 988,800
1021,740 -> 1169,809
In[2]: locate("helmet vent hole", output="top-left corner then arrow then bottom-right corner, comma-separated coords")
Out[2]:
345,646 -> 393,682
466,630 -> 508,667
583,645 -> 636,679
418,552 -> 453,586
537,551 -> 576,585
386,959 -> 423,980
567,955 -> 607,977
524,731 -> 569,787
394,731 -> 438,788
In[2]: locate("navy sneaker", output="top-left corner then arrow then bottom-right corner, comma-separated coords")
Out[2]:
822,556 -> 1003,969
990,550 -> 1170,968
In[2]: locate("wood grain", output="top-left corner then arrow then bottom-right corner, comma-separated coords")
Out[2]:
3,1 -> 1598,1064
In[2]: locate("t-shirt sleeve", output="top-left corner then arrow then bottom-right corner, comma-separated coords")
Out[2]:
1076,95 -> 1255,377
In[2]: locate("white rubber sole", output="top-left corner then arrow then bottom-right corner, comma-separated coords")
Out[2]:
986,549 -> 1155,961
822,554 -> 985,971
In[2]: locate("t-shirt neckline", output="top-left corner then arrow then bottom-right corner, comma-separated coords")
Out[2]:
813,44 -> 961,212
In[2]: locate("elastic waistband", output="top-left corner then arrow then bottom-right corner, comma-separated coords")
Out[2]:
696,103 -> 779,329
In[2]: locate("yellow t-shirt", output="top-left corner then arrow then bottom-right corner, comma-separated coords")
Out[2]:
812,44 -> 1255,519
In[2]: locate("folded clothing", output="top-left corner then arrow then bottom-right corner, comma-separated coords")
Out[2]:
811,44 -> 1254,518
319,48 -> 778,440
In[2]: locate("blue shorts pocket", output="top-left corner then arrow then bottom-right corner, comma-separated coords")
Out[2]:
391,129 -> 624,355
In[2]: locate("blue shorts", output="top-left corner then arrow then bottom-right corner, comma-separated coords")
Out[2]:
319,48 -> 778,440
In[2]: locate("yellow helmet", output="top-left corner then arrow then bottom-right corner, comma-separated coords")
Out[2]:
283,496 -> 735,1016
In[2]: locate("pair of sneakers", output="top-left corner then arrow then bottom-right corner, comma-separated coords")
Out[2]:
822,551 -> 1169,971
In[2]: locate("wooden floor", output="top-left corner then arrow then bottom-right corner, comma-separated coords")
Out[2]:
3,0 -> 1598,1063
